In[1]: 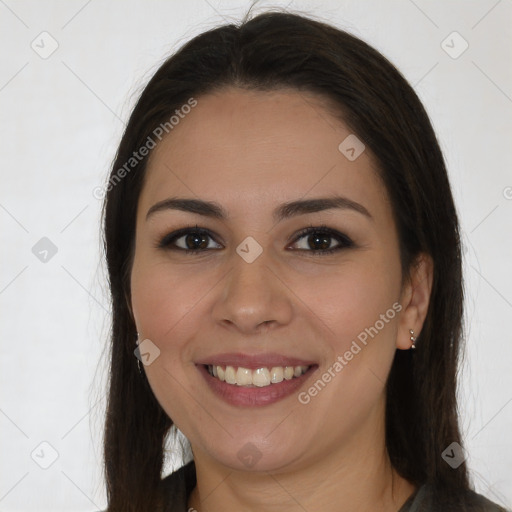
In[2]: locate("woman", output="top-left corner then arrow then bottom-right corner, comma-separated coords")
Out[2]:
100,9 -> 509,512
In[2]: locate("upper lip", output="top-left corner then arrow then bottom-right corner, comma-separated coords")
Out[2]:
196,352 -> 316,370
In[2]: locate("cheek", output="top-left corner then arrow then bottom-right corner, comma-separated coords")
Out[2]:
130,257 -> 212,427
293,262 -> 401,425
130,255 -> 222,411
131,256 -> 208,345
295,256 -> 402,352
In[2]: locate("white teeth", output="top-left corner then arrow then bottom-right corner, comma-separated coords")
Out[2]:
284,366 -> 294,380
270,366 -> 284,383
236,367 -> 253,386
225,365 -> 236,384
253,368 -> 271,387
207,364 -> 310,387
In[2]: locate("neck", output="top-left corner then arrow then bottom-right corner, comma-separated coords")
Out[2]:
188,399 -> 416,512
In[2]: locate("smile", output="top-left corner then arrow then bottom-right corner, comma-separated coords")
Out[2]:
196,354 -> 318,407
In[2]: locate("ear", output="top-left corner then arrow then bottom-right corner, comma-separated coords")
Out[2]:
396,253 -> 434,350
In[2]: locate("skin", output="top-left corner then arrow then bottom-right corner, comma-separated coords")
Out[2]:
130,88 -> 433,511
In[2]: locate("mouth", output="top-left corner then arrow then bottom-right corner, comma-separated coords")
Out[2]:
195,353 -> 318,407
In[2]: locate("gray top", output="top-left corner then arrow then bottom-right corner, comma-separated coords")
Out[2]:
161,460 -> 510,511
396,480 -> 509,512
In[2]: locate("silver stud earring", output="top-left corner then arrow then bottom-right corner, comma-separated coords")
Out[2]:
135,332 -> 143,375
409,329 -> 417,350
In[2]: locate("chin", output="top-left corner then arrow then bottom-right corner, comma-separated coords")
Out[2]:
201,433 -> 308,474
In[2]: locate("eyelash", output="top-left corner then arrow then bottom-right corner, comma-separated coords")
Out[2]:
156,224 -> 354,256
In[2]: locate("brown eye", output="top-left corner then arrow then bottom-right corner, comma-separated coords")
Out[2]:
290,225 -> 354,255
181,232 -> 209,250
158,227 -> 222,253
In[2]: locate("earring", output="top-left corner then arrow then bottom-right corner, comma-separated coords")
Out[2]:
409,329 -> 417,350
135,332 -> 143,375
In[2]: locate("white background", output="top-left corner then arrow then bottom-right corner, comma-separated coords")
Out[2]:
0,1 -> 511,510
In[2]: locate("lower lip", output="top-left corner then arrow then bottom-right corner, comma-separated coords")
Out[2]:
197,364 -> 317,407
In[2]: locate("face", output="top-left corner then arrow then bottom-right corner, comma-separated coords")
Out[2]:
130,88 -> 415,473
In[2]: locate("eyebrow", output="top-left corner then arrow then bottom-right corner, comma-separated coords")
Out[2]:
146,195 -> 372,222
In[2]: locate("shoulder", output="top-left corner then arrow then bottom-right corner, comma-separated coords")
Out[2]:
160,460 -> 197,512
401,483 -> 510,512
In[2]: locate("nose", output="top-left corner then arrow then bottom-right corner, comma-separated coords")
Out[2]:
212,247 -> 293,334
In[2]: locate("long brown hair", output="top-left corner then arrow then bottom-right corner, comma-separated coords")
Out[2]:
102,8 -> 469,511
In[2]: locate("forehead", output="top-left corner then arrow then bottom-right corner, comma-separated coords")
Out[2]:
140,88 -> 387,218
